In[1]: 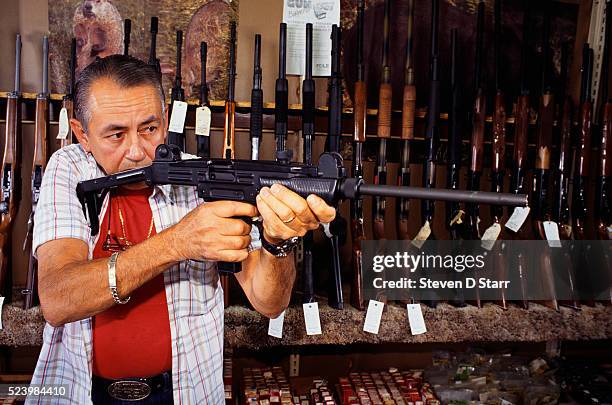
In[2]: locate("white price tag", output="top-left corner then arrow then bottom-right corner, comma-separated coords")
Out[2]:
481,223 -> 501,251
407,304 -> 426,335
411,221 -> 431,249
543,221 -> 562,247
505,207 -> 530,232
268,310 -> 285,339
195,106 -> 211,137
0,296 -> 4,329
56,107 -> 70,140
168,100 -> 188,133
302,302 -> 322,335
363,300 -> 384,334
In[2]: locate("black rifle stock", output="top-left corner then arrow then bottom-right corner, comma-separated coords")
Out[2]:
123,19 -> 131,56
168,30 -> 186,151
148,17 -> 161,74
251,34 -> 263,161
275,23 -> 289,160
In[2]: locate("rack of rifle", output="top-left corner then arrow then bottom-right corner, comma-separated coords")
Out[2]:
1,0 -> 611,314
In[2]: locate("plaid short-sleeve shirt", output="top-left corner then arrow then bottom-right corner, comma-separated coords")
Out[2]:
26,144 -> 260,405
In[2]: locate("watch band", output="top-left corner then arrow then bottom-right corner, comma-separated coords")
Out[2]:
261,233 -> 300,257
108,252 -> 130,304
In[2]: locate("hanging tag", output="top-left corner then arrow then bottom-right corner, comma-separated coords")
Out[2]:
322,222 -> 333,239
411,221 -> 431,249
481,223 -> 501,251
195,106 -> 212,137
0,296 -> 5,330
406,304 -> 427,335
302,302 -> 322,335
543,221 -> 562,248
168,100 -> 188,133
268,310 -> 285,339
607,225 -> 612,240
56,108 -> 70,140
450,210 -> 465,226
505,207 -> 530,232
363,300 -> 384,334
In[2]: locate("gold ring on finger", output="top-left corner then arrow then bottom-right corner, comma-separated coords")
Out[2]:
282,215 -> 296,224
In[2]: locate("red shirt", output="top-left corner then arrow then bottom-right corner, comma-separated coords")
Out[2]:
92,186 -> 172,379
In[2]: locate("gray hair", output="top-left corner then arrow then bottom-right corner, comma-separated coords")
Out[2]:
74,54 -> 166,132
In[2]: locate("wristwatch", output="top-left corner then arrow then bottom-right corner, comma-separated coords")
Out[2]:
261,233 -> 300,257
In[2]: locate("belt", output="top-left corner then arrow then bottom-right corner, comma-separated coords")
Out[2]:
93,371 -> 172,401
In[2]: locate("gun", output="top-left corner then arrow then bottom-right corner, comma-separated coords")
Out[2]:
168,30 -> 186,151
467,0 -> 487,241
57,38 -> 76,150
123,18 -> 131,56
275,23 -> 289,160
220,22 -> 238,304
420,0 -> 440,239
76,145 -> 529,247
251,34 -> 263,161
148,17 -> 161,74
350,0 -> 367,310
23,36 -> 49,309
397,0 -> 415,242
532,0 -> 555,240
325,24 -> 345,310
0,35 -> 22,302
196,42 -> 211,158
573,44 -> 594,240
302,24 -> 316,304
373,0 -> 392,245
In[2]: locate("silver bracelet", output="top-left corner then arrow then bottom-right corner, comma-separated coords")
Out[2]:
108,252 -> 130,305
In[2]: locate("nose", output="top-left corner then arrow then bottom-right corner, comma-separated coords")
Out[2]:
125,136 -> 146,163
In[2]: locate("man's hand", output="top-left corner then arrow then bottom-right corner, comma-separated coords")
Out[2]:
170,201 -> 257,262
255,184 -> 336,243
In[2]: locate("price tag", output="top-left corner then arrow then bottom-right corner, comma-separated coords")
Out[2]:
302,302 -> 322,335
411,221 -> 431,249
0,296 -> 5,330
268,310 -> 285,339
195,106 -> 211,137
450,210 -> 465,226
543,221 -> 562,248
607,226 -> 612,240
406,304 -> 427,335
56,107 -> 70,140
481,223 -> 501,251
363,300 -> 384,334
168,100 -> 188,133
505,207 -> 530,232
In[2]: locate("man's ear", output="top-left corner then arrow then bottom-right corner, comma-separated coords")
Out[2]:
70,118 -> 91,152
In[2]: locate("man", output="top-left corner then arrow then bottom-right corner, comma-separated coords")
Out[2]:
27,55 -> 335,404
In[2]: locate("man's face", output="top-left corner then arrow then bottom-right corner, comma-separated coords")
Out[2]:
71,78 -> 167,175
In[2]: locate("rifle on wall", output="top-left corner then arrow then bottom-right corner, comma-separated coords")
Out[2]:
397,0 -> 415,242
57,38 -> 76,150
123,18 -> 131,56
251,34 -> 263,161
196,42 -> 211,158
350,0 -> 367,310
373,0 -> 392,244
325,24 -> 345,310
0,34 -> 22,302
23,36 -> 49,310
148,17 -> 161,74
168,30 -> 186,151
275,23 -> 289,161
302,24 -> 316,304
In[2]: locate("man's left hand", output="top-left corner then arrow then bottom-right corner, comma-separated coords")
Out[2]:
255,184 -> 336,243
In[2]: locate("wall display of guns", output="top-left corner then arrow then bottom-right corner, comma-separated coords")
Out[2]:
350,0 -> 367,311
167,30 -> 186,151
55,38 -> 76,151
23,36 -> 49,310
0,35 -> 22,303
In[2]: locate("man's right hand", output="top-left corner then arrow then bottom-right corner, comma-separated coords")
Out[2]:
168,201 -> 258,263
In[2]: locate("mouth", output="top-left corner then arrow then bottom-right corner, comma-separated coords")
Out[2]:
82,7 -> 95,18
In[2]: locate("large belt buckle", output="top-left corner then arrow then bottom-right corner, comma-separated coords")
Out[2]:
107,380 -> 152,401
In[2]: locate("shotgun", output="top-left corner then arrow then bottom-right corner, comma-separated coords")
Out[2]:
148,17 -> 161,74
168,30 -> 186,151
302,25 -> 316,304
251,34 -> 263,161
196,42 -> 211,158
23,36 -> 49,309
57,38 -> 76,150
0,35 -> 22,302
350,0 -> 367,310
123,18 -> 131,56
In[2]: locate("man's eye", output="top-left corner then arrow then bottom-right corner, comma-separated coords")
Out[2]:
107,133 -> 123,140
142,126 -> 157,134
